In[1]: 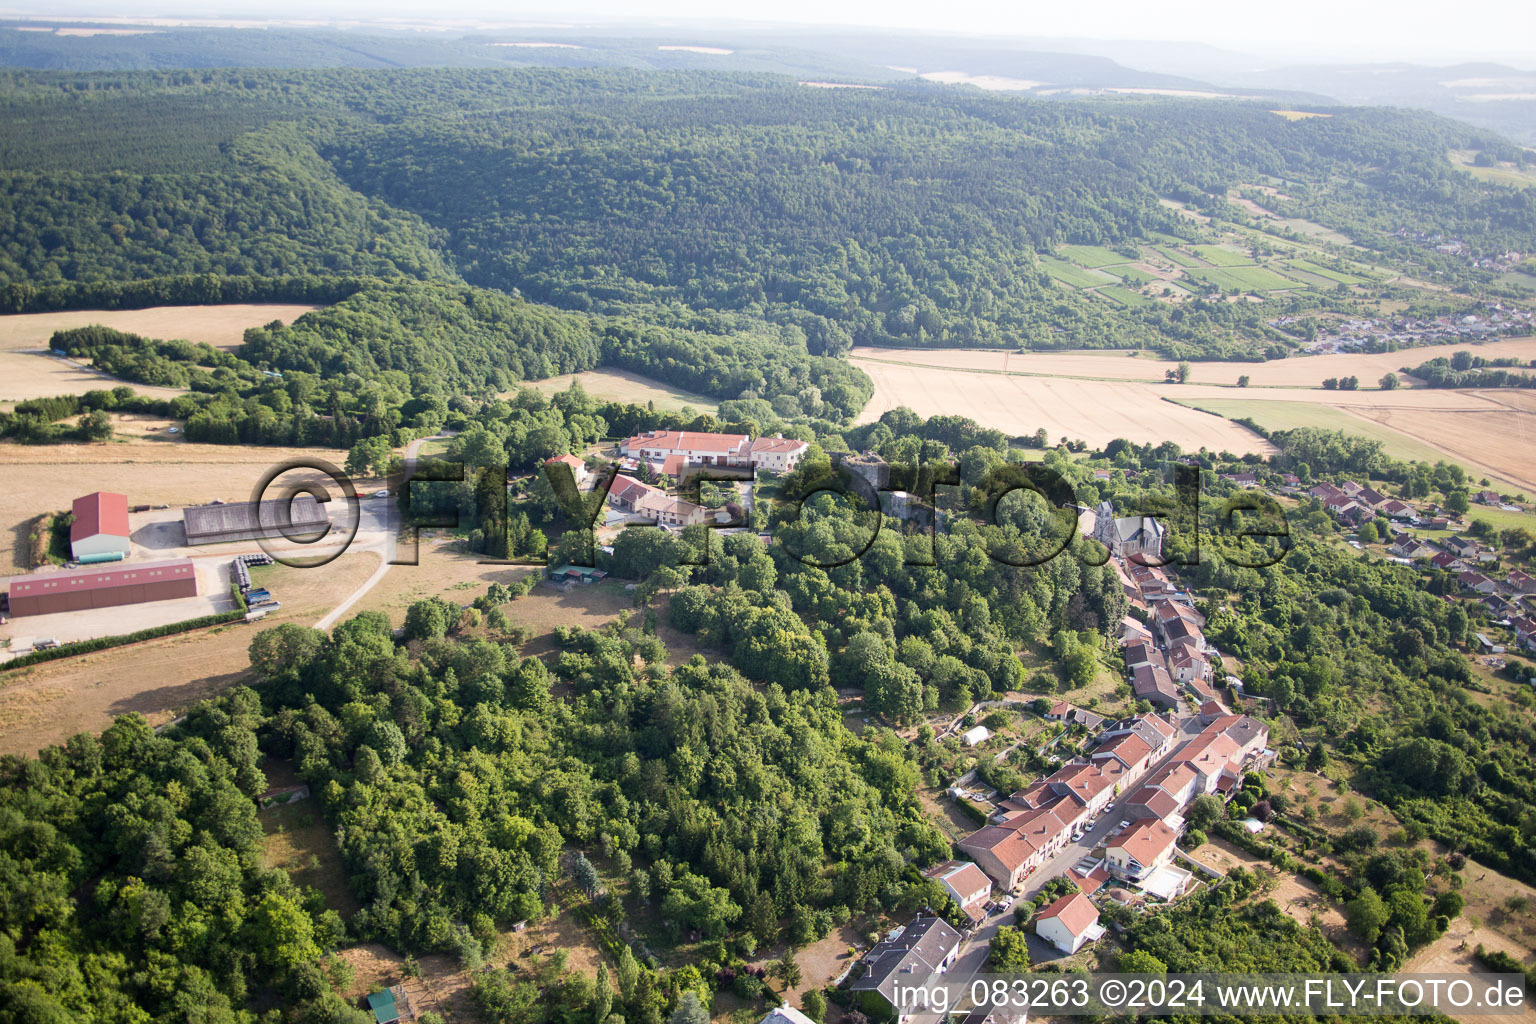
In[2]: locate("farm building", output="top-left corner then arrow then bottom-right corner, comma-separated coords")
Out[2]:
70,491 -> 131,563
182,496 -> 330,546
5,559 -> 197,617
549,564 -> 608,584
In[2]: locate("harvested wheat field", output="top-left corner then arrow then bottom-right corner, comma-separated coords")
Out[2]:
0,552 -> 377,756
0,303 -> 320,405
853,336 -> 1536,389
853,359 -> 1276,454
0,303 -> 321,351
0,440 -> 350,575
1349,402 -> 1536,493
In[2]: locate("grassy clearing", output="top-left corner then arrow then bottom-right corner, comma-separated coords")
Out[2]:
1449,150 -> 1536,189
518,367 -> 717,414
1464,501 -> 1536,530
1156,245 -> 1202,268
1495,271 -> 1536,293
260,790 -> 361,918
1192,244 -> 1255,267
1287,259 -> 1364,285
1055,244 -> 1131,268
1185,265 -> 1303,292
1041,257 -> 1118,288
1098,286 -> 1156,307
1272,110 -> 1332,121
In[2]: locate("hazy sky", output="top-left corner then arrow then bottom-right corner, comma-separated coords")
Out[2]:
18,0 -> 1536,65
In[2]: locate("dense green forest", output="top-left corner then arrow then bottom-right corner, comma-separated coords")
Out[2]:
0,278 -> 872,445
0,610 -> 949,1023
2,68 -> 1533,362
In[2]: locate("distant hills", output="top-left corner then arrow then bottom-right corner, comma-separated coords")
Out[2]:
4,18 -> 1531,141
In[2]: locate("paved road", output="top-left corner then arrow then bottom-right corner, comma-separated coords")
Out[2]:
313,431 -> 448,631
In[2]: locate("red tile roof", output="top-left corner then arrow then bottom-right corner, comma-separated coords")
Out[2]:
1035,892 -> 1100,937
71,491 -> 130,542
623,430 -> 748,454
1107,819 -> 1178,863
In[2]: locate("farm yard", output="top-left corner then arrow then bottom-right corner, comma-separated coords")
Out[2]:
0,303 -> 320,405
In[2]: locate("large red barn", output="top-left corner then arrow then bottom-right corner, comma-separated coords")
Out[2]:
5,559 -> 197,617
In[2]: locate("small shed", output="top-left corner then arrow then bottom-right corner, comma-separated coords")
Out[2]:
366,990 -> 399,1024
548,564 -> 608,585
365,986 -> 412,1024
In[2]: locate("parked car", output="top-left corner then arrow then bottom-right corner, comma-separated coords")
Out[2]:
1117,819 -> 1132,831
374,489 -> 389,498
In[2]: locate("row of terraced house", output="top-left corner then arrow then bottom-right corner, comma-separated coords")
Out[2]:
954,709 -> 1269,896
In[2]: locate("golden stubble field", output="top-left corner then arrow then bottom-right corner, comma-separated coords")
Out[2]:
851,340 -> 1536,491
852,335 -> 1536,388
0,303 -> 320,405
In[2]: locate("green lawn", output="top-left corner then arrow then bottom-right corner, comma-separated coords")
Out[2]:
1041,257 -> 1118,288
519,368 -> 718,414
1192,244 -> 1255,267
1056,244 -> 1132,268
1495,271 -> 1536,294
1464,501 -> 1536,531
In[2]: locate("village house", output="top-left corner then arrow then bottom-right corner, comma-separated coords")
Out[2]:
1509,570 -> 1536,595
1166,643 -> 1212,685
1131,662 -> 1182,709
1445,536 -> 1480,558
747,435 -> 810,473
608,475 -> 664,513
1458,571 -> 1499,595
633,491 -> 709,528
544,453 -> 592,488
921,860 -> 993,926
1033,892 -> 1104,955
1105,820 -> 1180,882
621,429 -> 809,473
851,916 -> 963,1024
